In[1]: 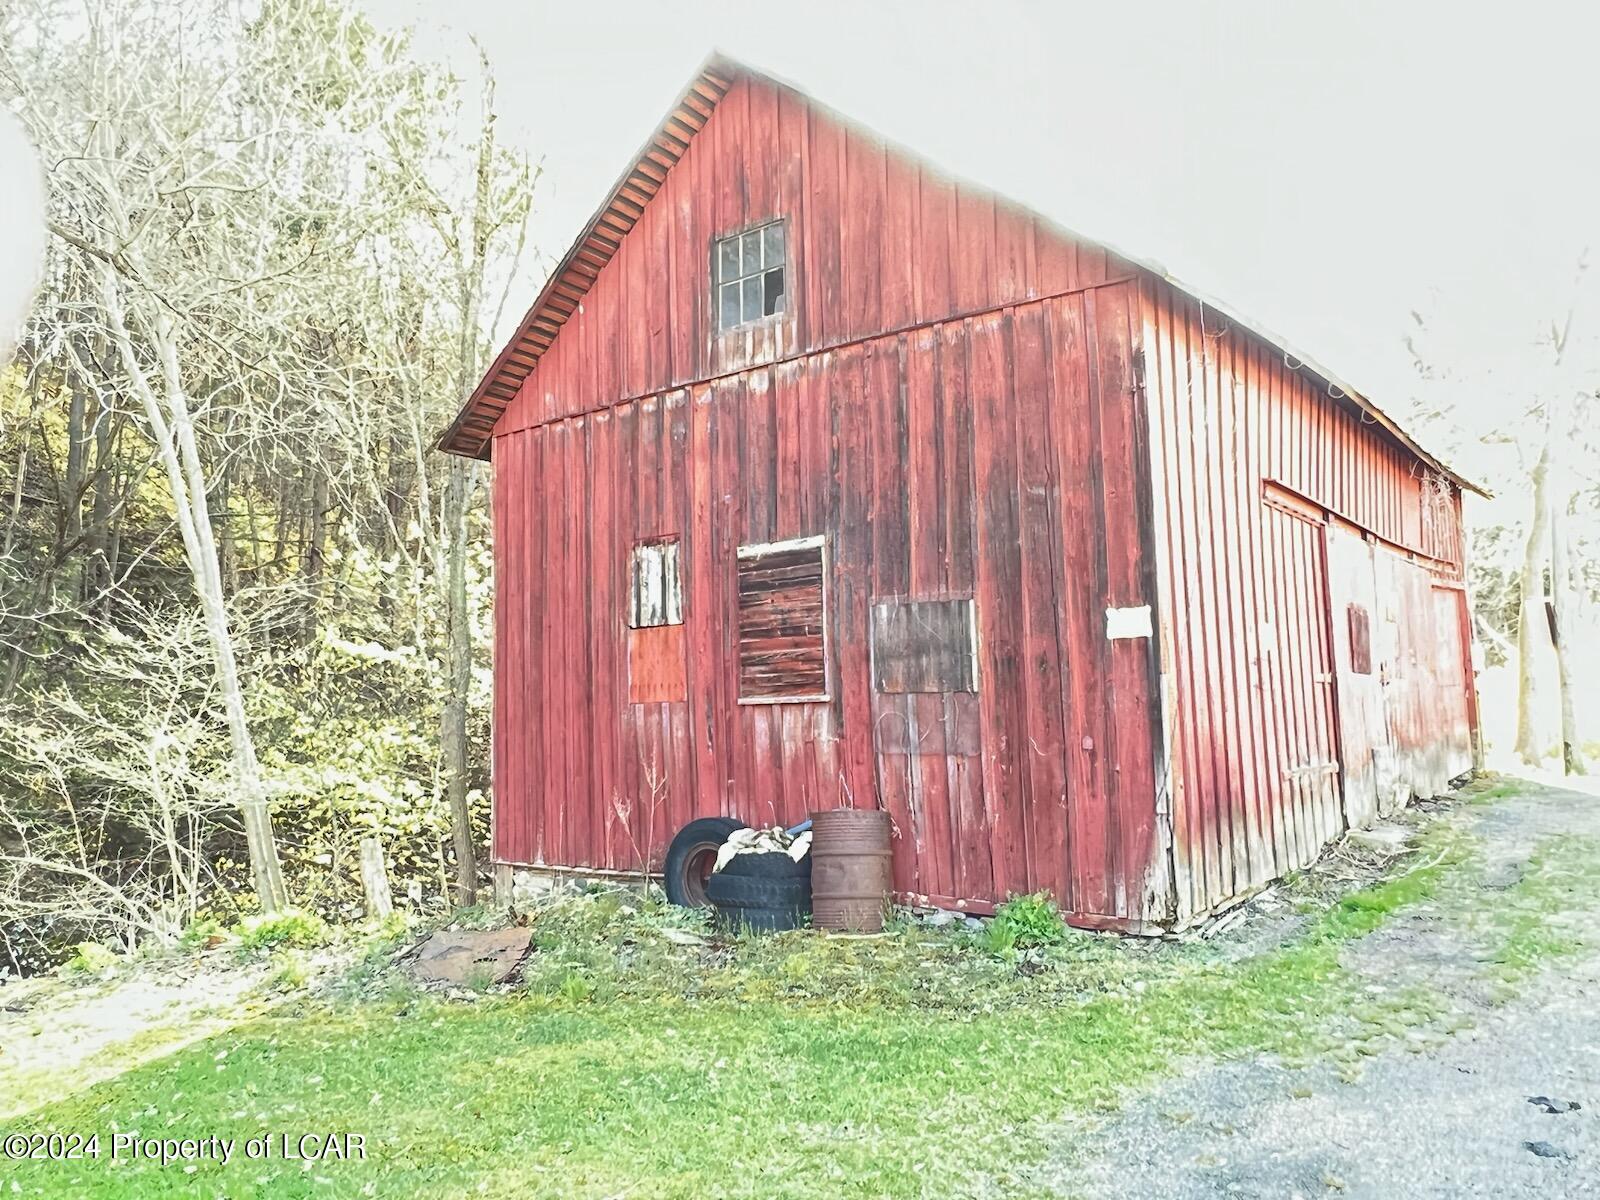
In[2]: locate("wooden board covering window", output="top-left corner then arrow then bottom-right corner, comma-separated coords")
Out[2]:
736,537 -> 826,701
871,598 -> 978,693
629,625 -> 687,703
1348,603 -> 1373,675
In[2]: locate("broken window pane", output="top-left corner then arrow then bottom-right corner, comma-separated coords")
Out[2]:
763,267 -> 785,316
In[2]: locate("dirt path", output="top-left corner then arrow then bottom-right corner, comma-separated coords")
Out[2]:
0,957 -> 276,1119
1053,779 -> 1600,1199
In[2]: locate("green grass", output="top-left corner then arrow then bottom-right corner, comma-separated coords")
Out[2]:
8,799 -> 1598,1200
1473,836 -> 1600,981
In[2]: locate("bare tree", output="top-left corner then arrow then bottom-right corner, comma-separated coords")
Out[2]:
1513,272 -> 1592,772
1513,435 -> 1553,765
0,0 -> 533,961
94,267 -> 288,908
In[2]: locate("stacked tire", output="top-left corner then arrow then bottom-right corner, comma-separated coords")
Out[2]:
705,851 -> 811,933
662,817 -> 746,908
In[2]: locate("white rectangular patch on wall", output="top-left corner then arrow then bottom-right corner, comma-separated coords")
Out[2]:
1105,605 -> 1153,640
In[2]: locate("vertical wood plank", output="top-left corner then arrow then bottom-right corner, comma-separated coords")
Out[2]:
951,184 -> 995,315
1011,301 -> 1072,904
969,311 -> 1027,900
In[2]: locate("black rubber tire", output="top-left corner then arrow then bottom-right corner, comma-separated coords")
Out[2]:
663,816 -> 746,908
717,850 -> 812,879
705,872 -> 811,909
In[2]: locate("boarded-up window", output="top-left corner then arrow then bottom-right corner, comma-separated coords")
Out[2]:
871,599 -> 978,693
629,625 -> 686,703
629,539 -> 682,628
736,536 -> 826,702
1348,603 -> 1372,675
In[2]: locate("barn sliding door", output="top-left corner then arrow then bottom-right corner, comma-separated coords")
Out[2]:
1324,522 -> 1389,831
1259,500 -> 1345,871
1430,585 -> 1475,780
1328,525 -> 1474,828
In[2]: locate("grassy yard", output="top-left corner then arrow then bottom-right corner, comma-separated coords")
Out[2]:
7,783 -> 1598,1199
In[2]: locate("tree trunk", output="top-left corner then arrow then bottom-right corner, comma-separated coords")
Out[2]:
85,390 -> 114,606
440,456 -> 478,904
1514,441 -> 1553,765
1550,500 -> 1587,774
101,267 -> 288,913
359,837 -> 394,920
437,78 -> 501,907
303,462 -> 328,637
63,343 -> 88,600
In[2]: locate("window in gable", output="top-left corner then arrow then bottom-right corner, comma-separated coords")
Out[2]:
871,599 -> 979,693
629,538 -> 683,628
714,219 -> 787,331
736,535 -> 826,702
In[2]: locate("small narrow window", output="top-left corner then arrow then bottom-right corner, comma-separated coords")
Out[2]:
736,535 -> 826,702
629,538 -> 682,628
714,219 -> 787,332
1348,603 -> 1372,675
871,599 -> 978,693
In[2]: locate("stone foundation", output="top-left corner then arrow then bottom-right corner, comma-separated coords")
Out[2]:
497,864 -> 653,909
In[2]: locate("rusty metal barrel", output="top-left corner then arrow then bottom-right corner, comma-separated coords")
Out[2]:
808,808 -> 892,932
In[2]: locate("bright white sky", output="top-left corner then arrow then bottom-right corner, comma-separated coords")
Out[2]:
0,109 -> 46,357
372,0 -> 1600,492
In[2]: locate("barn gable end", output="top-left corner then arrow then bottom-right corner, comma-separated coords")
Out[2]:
483,73 -> 1140,440
476,62 -> 1175,927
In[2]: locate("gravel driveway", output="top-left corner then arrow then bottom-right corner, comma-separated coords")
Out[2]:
1052,779 -> 1600,1199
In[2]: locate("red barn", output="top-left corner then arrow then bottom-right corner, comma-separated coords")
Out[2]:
441,55 -> 1481,931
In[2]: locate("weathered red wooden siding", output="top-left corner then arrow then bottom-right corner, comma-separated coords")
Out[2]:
1138,278 -> 1474,923
486,73 -> 1171,925
480,59 -> 1482,930
493,295 -> 1165,925
494,75 -> 1132,435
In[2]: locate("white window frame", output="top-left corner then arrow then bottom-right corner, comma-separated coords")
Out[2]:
713,218 -> 788,334
628,537 -> 683,629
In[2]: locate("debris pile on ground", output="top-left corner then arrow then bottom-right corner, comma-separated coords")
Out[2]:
910,906 -> 986,933
713,825 -> 812,871
406,927 -> 532,987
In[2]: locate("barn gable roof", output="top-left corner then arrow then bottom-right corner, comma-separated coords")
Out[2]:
439,53 -> 1483,497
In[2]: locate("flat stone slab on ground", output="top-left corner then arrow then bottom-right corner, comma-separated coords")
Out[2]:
1345,822 -> 1412,853
410,927 -> 531,986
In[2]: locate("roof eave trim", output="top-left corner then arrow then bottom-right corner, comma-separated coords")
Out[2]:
435,52 -> 742,460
